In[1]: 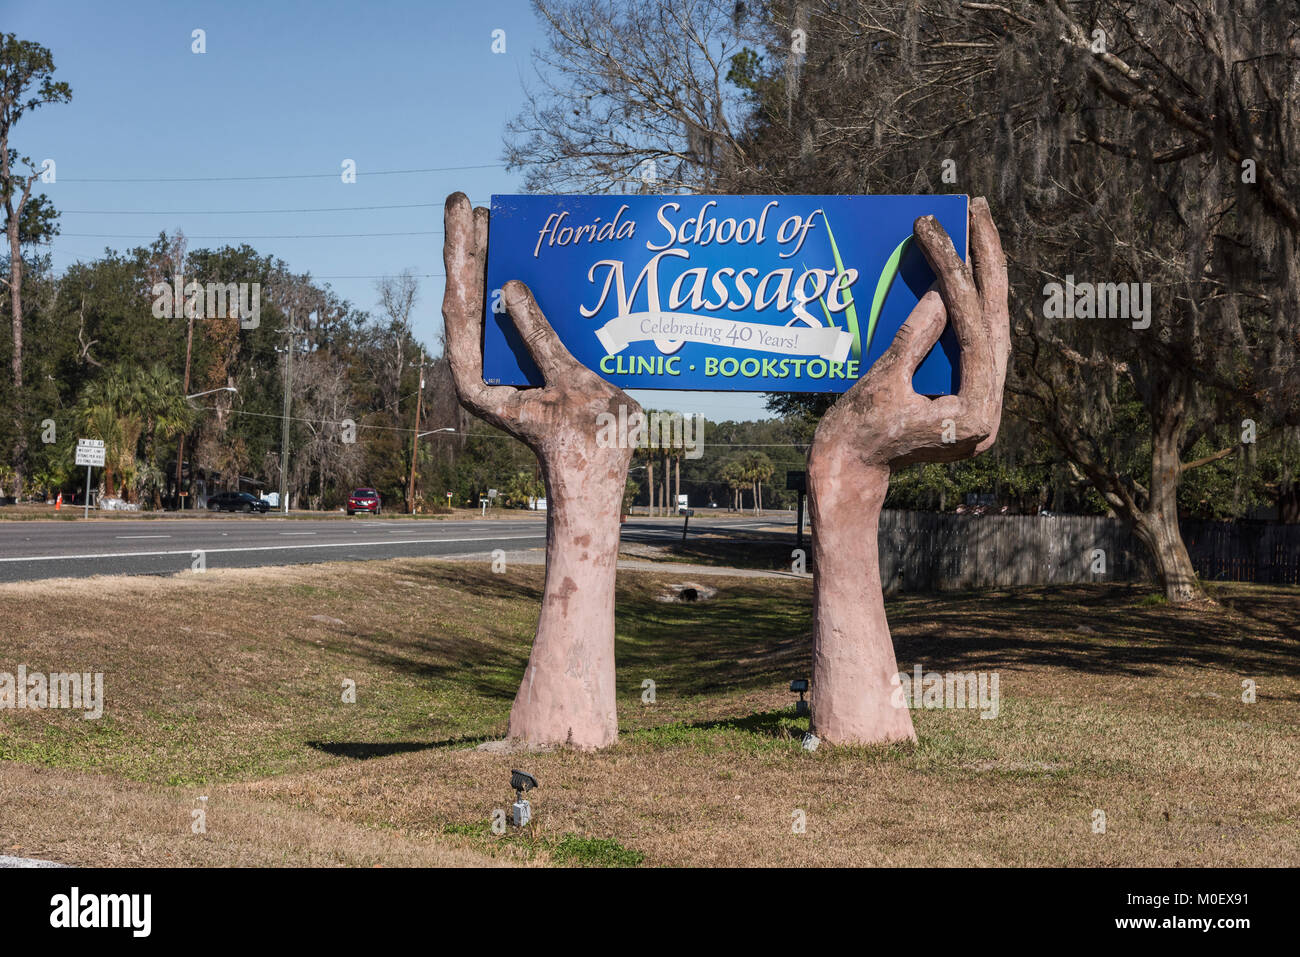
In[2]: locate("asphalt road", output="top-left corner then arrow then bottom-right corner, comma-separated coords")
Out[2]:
0,513 -> 796,583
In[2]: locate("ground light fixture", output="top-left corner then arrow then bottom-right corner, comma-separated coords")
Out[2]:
790,678 -> 810,716
511,770 -> 538,827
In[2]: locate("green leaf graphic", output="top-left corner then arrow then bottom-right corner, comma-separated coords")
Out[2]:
821,216 -> 861,358
865,235 -> 912,359
819,216 -> 911,361
815,290 -> 834,327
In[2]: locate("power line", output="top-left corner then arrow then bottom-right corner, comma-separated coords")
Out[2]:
58,164 -> 507,184
205,407 -> 796,441
45,245 -> 446,279
203,406 -> 515,438
62,230 -> 443,240
58,202 -> 481,215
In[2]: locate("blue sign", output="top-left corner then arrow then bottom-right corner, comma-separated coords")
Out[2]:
483,194 -> 967,394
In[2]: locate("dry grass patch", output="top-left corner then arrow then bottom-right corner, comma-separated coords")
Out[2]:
0,562 -> 1296,866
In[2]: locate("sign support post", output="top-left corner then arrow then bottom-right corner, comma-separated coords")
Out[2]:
796,490 -> 805,551
787,470 -> 807,551
75,439 -> 106,519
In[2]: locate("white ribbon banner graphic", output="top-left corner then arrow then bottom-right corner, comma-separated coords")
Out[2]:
595,311 -> 852,363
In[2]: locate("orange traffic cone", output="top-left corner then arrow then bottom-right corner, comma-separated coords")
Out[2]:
55,492 -> 62,510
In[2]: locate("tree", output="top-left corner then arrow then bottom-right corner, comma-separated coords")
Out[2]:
73,363 -> 195,503
0,34 -> 71,499
740,450 -> 774,514
373,270 -> 419,418
501,467 -> 546,508
505,0 -> 756,192
718,0 -> 1297,601
130,363 -> 195,508
622,476 -> 640,514
720,457 -> 746,510
75,365 -> 142,499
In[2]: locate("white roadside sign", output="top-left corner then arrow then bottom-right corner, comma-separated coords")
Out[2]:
75,440 -> 106,468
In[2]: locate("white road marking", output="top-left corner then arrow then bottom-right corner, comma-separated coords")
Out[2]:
0,534 -> 547,564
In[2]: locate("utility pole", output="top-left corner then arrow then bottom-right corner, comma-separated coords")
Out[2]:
406,348 -> 426,514
278,312 -> 296,515
175,285 -> 195,510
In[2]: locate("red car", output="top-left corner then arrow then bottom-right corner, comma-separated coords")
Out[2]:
346,488 -> 382,515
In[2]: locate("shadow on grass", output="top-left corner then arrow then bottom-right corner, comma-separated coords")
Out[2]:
303,560 -> 1300,715
621,526 -> 797,571
626,708 -> 809,746
307,734 -> 495,759
310,560 -> 815,702
307,741 -> 439,759
679,709 -> 806,736
887,582 -> 1300,679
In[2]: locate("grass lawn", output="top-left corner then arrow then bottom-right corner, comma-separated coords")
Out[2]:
0,559 -> 1296,867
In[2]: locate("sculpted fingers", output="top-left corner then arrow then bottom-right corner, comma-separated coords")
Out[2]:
503,280 -> 583,386
913,214 -> 981,339
969,198 -> 1008,325
443,192 -> 514,415
968,198 -> 1011,451
870,288 -> 947,390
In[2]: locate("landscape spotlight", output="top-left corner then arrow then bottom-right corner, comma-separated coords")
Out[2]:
790,678 -> 810,716
511,769 -> 538,828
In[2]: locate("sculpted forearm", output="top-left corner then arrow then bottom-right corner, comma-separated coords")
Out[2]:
806,198 -> 1011,746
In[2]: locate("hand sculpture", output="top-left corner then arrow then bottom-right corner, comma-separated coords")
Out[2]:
807,198 -> 1010,745
442,192 -> 641,749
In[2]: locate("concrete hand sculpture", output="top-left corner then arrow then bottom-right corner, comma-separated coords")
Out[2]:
442,192 -> 640,749
807,198 -> 1010,745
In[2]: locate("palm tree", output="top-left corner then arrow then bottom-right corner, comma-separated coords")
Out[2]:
720,459 -> 747,512
76,363 -> 195,503
131,364 -> 194,507
76,366 -> 137,498
740,451 -> 774,515
634,408 -> 663,516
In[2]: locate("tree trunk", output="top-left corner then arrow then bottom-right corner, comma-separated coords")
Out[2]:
1135,421 -> 1199,601
7,203 -> 26,501
1279,480 -> 1299,524
808,457 -> 916,743
646,455 -> 654,517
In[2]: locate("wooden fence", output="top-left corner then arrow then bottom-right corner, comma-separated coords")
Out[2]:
1181,520 -> 1300,585
875,510 -> 1300,592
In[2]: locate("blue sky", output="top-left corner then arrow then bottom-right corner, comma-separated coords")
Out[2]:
8,0 -> 772,420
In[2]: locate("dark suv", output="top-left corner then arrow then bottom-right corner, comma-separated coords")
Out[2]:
208,491 -> 271,513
